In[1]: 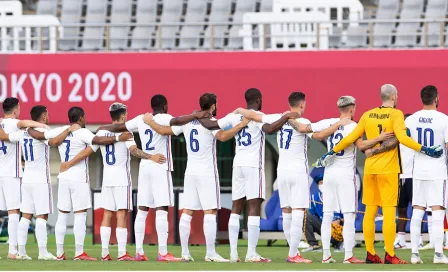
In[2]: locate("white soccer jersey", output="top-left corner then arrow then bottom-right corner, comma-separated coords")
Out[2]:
0,118 -> 22,178
171,119 -> 219,177
311,118 -> 357,177
45,126 -> 95,183
8,128 -> 50,184
91,130 -> 136,187
399,135 -> 414,179
406,110 -> 448,180
126,114 -> 175,171
262,114 -> 312,173
218,111 -> 265,169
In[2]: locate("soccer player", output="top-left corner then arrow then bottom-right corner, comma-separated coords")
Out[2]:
0,97 -> 49,259
317,84 -> 443,264
60,103 -> 166,261
199,88 -> 298,262
0,106 -> 80,260
98,94 -> 209,261
144,93 -> 249,262
32,106 -> 133,261
406,85 -> 448,264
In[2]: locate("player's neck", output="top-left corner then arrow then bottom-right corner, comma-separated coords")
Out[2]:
422,105 -> 437,110
3,114 -> 15,119
339,113 -> 351,119
290,107 -> 303,116
153,110 -> 165,115
246,104 -> 259,111
381,101 -> 395,108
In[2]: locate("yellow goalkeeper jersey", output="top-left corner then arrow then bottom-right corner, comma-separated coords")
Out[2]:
333,107 -> 422,174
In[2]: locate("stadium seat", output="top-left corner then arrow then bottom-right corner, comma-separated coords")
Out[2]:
329,27 -> 343,48
178,0 -> 208,49
36,0 -> 58,16
425,0 -> 448,47
59,0 -> 83,50
203,0 -> 232,49
130,0 -> 158,50
345,25 -> 367,48
81,0 -> 108,50
260,190 -> 282,231
373,0 -> 399,47
260,0 -> 274,12
109,0 -> 132,50
228,0 -> 256,49
160,0 -> 184,49
395,0 -> 424,47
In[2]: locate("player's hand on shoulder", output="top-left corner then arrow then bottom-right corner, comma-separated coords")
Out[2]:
151,153 -> 166,164
193,110 -> 211,119
240,117 -> 250,126
60,162 -> 70,172
285,111 -> 300,119
143,113 -> 153,124
69,124 -> 81,132
420,145 -> 443,158
338,117 -> 353,126
118,132 -> 134,141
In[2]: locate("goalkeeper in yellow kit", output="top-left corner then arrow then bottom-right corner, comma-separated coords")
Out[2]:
317,84 -> 443,264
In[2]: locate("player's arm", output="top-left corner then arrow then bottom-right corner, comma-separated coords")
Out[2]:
128,145 -> 166,164
142,113 -> 175,135
60,147 -> 95,172
17,120 -> 49,129
262,112 -> 300,134
392,111 -> 422,152
364,137 -> 399,158
332,115 -> 366,153
197,118 -> 220,130
234,108 -> 264,122
169,111 -> 210,126
355,131 -> 395,152
91,132 -> 133,145
96,123 -> 128,133
47,124 -> 81,147
288,118 -> 352,140
215,117 -> 250,142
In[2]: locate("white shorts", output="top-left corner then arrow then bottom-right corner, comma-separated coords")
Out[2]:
277,171 -> 310,209
57,180 -> 92,212
0,177 -> 20,211
322,174 -> 357,213
20,183 -> 54,215
101,186 -> 133,211
183,175 -> 220,211
413,179 -> 448,208
137,164 -> 173,208
232,166 -> 266,201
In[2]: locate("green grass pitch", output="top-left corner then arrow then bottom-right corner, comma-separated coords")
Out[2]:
0,234 -> 445,270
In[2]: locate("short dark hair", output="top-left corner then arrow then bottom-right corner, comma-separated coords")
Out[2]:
110,108 -> 126,121
30,105 -> 47,121
151,94 -> 167,111
245,88 -> 262,104
2,97 -> 19,114
68,107 -> 85,123
421,85 -> 438,106
199,93 -> 217,111
288,92 -> 306,107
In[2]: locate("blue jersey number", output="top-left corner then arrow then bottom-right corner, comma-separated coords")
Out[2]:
63,140 -> 70,162
145,129 -> 155,151
105,144 -> 116,165
189,129 -> 199,152
416,127 -> 434,147
279,128 -> 293,149
237,126 -> 252,146
0,140 -> 7,155
329,133 -> 345,156
23,138 -> 34,161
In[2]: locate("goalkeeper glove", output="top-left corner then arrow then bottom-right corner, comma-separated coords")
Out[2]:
420,145 -> 443,158
313,150 -> 336,168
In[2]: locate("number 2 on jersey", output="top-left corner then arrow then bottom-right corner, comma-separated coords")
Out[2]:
237,126 -> 251,146
416,127 -> 434,147
145,129 -> 155,151
23,138 -> 34,161
189,129 -> 199,152
329,133 -> 344,156
279,128 -> 293,149
63,140 -> 70,162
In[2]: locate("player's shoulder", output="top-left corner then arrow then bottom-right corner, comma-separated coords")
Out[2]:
1,118 -> 19,127
33,127 -> 48,133
96,129 -> 113,136
297,117 -> 311,124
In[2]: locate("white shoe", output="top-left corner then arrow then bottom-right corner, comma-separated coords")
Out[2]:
420,243 -> 435,250
16,254 -> 32,260
411,254 -> 423,264
322,256 -> 336,263
205,254 -> 230,263
298,241 -> 310,249
181,255 -> 194,262
38,253 -> 58,261
433,253 -> 448,264
245,254 -> 272,263
230,252 -> 240,263
394,240 -> 407,249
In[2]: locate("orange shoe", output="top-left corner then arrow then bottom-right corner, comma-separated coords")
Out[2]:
135,253 -> 149,261
118,252 -> 134,261
366,252 -> 384,264
344,256 -> 365,264
287,254 -> 312,263
157,252 -> 183,262
101,254 -> 113,261
385,253 -> 408,264
74,252 -> 97,261
57,253 -> 66,261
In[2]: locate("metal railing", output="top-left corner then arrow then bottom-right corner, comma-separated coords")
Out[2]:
1,18 -> 448,52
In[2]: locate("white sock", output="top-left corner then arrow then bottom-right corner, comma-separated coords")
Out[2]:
55,212 -> 69,256
100,226 -> 111,257
432,210 -> 445,254
17,217 -> 30,256
282,213 -> 292,245
134,209 -> 148,255
179,213 -> 192,256
428,215 -> 433,245
8,213 -> 19,254
397,232 -> 406,245
74,212 -> 87,256
228,213 -> 240,257
116,227 -> 127,257
35,218 -> 49,256
289,210 -> 304,257
419,234 -> 423,246
321,212 -> 333,259
156,210 -> 168,256
204,214 -> 217,257
411,209 -> 424,254
343,213 -> 355,260
247,216 -> 260,258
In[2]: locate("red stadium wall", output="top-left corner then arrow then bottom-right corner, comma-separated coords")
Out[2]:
1,50 -> 447,123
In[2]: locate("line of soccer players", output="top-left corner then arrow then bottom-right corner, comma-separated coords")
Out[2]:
0,84 -> 446,264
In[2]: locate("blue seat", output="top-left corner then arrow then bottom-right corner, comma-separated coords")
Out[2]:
260,190 -> 282,231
